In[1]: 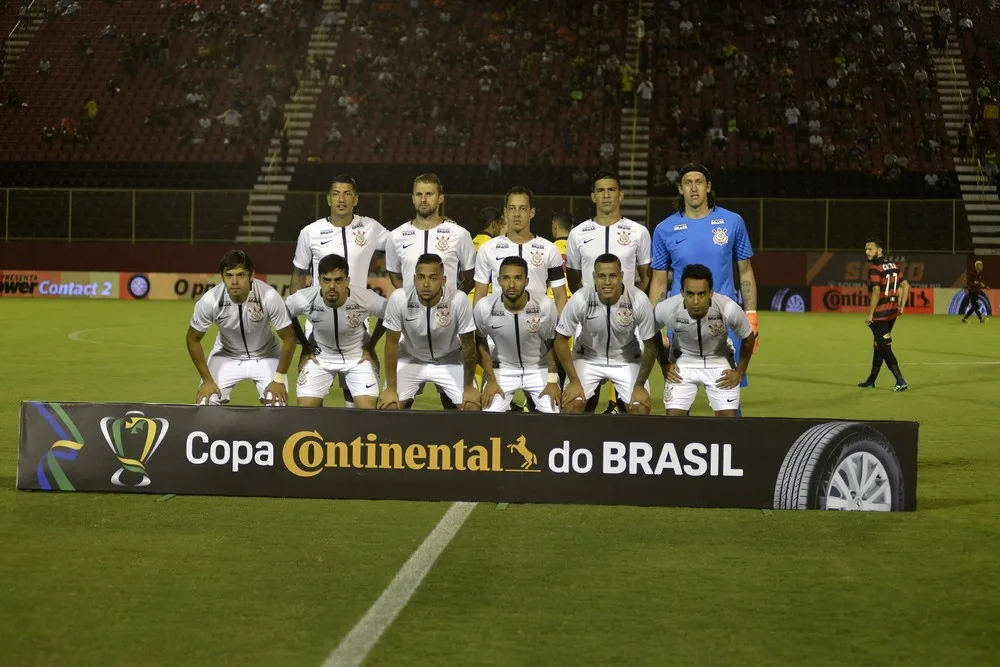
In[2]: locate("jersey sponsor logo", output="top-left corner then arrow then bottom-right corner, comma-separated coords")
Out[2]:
495,241 -> 510,249
673,224 -> 688,231
617,230 -> 632,247
529,250 -> 545,267
353,229 -> 368,246
435,236 -> 450,252
712,227 -> 729,246
711,218 -> 725,225
319,228 -> 334,235
402,230 -> 416,237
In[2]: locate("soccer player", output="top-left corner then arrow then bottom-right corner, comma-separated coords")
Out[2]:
285,254 -> 386,409
473,206 -> 506,253
655,264 -> 757,417
565,171 -> 652,412
550,211 -> 572,267
648,163 -> 758,411
186,250 -> 298,406
289,174 -> 389,408
290,174 -> 389,294
385,173 -> 476,292
473,186 -> 568,313
555,253 -> 659,415
961,259 -> 990,324
858,237 -> 909,391
380,253 -> 481,411
475,257 -> 561,413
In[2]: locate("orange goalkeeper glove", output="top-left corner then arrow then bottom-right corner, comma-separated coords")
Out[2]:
747,311 -> 759,353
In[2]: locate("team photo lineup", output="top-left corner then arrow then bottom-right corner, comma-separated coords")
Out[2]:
188,165 -> 922,416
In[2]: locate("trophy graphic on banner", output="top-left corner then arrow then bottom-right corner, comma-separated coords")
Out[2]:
99,410 -> 169,487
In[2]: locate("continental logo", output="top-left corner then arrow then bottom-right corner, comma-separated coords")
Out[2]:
282,431 -> 540,478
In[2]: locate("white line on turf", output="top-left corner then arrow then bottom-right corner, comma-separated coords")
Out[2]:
321,502 -> 476,667
68,328 -> 170,351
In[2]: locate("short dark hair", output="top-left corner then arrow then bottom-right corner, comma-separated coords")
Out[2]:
499,256 -> 529,276
865,237 -> 886,252
681,263 -> 714,291
220,250 -> 253,275
505,185 -> 535,209
413,173 -> 443,194
415,253 -> 444,270
317,253 -> 349,277
592,169 -> 621,191
593,253 -> 622,271
329,174 -> 357,192
478,206 -> 503,229
551,211 -> 573,232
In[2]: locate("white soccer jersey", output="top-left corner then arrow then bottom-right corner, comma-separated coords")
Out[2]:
285,285 -> 387,363
190,279 -> 291,359
556,285 -> 657,365
473,292 -> 557,370
474,235 -> 567,298
654,293 -> 752,368
565,217 -> 652,288
385,220 -> 475,289
383,287 -> 475,363
292,215 -> 389,288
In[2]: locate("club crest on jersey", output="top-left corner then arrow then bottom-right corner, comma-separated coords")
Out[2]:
353,229 -> 368,246
435,304 -> 452,327
617,230 -> 632,246
529,250 -> 545,267
346,311 -> 366,328
709,322 -> 726,337
712,227 -> 729,246
246,299 -> 265,323
526,315 -> 542,333
435,235 -> 450,252
616,306 -> 634,327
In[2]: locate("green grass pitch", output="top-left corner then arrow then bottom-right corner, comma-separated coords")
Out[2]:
1,300 -> 998,666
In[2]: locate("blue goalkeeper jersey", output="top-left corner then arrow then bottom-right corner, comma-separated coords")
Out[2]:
651,206 -> 754,299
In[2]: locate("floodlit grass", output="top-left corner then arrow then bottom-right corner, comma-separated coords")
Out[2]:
1,300 -> 998,666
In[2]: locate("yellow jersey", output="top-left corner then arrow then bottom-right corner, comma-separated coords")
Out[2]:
548,237 -> 571,298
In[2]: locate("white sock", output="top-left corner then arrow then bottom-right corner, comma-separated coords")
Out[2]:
344,400 -> 356,409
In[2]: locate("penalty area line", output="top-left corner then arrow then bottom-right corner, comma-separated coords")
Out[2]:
321,501 -> 476,667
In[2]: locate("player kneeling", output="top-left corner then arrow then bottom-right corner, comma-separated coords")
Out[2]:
186,250 -> 298,406
475,257 -> 561,412
285,254 -> 386,408
654,264 -> 756,416
555,253 -> 660,415
380,253 -> 481,410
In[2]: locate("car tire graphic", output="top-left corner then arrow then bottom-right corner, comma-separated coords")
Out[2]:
773,422 -> 905,511
770,288 -> 807,313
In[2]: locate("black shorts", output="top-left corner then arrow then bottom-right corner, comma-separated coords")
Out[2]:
869,318 -> 897,343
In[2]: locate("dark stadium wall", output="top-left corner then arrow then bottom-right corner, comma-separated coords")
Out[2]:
2,242 -> 995,285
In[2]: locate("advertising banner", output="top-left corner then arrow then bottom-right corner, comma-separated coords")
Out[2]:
761,286 -> 811,312
806,253 -> 967,288
934,287 -> 998,316
0,270 -> 121,299
121,273 -> 397,301
18,402 -> 919,511
811,285 -> 935,314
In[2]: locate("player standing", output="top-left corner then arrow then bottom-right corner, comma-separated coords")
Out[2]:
473,206 -> 506,253
285,254 -> 386,409
655,264 -> 757,416
565,171 -> 652,412
379,254 -> 480,410
555,254 -> 659,415
473,186 -> 568,313
961,259 -> 990,324
858,237 -> 909,391
475,257 -> 561,412
186,250 -> 298,406
648,163 -> 758,410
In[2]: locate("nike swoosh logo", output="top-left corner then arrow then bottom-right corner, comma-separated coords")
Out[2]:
217,314 -> 229,320
675,238 -> 687,245
320,239 -> 334,245
365,383 -> 377,389
582,238 -> 595,244
406,317 -> 419,322
491,324 -> 504,329
586,315 -> 600,320
727,398 -> 737,403
403,243 -> 415,249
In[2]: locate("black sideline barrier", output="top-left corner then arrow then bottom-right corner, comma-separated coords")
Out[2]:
17,402 -> 919,511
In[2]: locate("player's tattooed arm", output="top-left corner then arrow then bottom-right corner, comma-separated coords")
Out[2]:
635,338 -> 658,387
290,267 -> 310,294
461,332 -> 478,386
737,259 -> 758,311
649,269 -> 668,304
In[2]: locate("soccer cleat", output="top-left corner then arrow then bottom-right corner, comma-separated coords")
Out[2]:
602,399 -> 620,414
962,318 -> 969,324
508,402 -> 526,412
857,379 -> 876,388
893,382 -> 908,392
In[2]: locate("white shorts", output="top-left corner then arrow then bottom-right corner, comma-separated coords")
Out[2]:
296,357 -> 379,400
569,355 -> 645,404
397,358 -> 467,404
484,367 -> 558,413
664,366 -> 740,412
205,354 -> 282,404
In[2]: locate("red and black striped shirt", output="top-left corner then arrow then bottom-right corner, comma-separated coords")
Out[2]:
868,260 -> 901,321
967,270 -> 984,293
